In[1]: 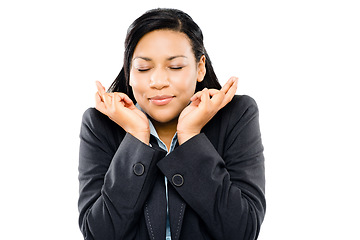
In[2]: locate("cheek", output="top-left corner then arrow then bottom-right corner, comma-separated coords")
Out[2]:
176,69 -> 198,93
129,74 -> 146,101
129,71 -> 138,88
130,71 -> 145,90
130,67 -> 147,86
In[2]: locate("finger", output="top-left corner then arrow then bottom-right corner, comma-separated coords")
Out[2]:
191,89 -> 204,98
190,90 -> 203,102
95,81 -> 106,102
116,94 -> 126,107
114,92 -> 134,108
209,89 -> 226,107
220,76 -> 238,94
95,91 -> 103,103
218,78 -> 238,108
119,93 -> 134,105
95,92 -> 106,113
114,93 -> 129,107
188,90 -> 202,106
208,89 -> 220,96
210,77 -> 238,109
96,81 -> 106,95
199,88 -> 210,107
112,92 -> 117,109
223,77 -> 238,102
102,93 -> 113,109
189,96 -> 201,106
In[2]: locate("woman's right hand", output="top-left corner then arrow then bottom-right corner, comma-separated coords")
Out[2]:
95,81 -> 150,145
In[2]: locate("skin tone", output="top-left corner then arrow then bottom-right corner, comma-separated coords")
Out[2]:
95,30 -> 238,150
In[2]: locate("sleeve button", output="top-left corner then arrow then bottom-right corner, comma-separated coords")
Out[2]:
172,174 -> 184,187
133,163 -> 145,176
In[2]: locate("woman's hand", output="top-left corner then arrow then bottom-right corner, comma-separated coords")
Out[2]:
177,77 -> 238,145
95,81 -> 150,145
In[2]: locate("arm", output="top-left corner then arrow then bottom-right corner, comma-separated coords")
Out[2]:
157,96 -> 265,239
78,108 -> 166,240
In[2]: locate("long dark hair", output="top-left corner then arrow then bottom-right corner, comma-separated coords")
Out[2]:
108,8 -> 221,102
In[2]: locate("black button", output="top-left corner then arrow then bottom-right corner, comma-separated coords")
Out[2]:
133,163 -> 145,176
172,174 -> 184,187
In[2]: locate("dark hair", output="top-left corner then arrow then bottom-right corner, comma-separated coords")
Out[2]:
108,8 -> 221,102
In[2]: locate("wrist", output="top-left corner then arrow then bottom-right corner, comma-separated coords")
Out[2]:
128,129 -> 150,146
177,131 -> 200,145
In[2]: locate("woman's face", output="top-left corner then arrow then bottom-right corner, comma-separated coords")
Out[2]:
130,30 -> 205,123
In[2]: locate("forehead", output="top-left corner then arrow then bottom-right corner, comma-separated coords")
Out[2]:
132,30 -> 194,60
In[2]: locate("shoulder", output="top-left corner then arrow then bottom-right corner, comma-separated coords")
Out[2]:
82,107 -> 109,127
203,95 -> 260,143
218,95 -> 263,153
81,108 -> 113,136
217,95 -> 261,140
227,95 -> 258,109
80,108 -> 125,148
222,95 -> 259,120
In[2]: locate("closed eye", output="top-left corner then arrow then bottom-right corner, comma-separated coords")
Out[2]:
169,66 -> 184,70
137,68 -> 150,72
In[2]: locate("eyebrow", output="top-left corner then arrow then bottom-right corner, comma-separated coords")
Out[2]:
133,55 -> 188,61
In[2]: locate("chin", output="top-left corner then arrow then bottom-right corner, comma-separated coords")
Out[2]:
148,111 -> 180,124
151,115 -> 178,124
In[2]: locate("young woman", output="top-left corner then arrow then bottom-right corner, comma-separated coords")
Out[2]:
78,8 -> 265,240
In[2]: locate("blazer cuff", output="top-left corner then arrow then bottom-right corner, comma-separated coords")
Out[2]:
103,133 -> 165,209
157,133 -> 226,197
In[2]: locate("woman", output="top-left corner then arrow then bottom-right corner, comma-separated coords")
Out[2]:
78,8 -> 265,240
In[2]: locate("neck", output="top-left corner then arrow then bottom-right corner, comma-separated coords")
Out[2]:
151,118 -> 178,150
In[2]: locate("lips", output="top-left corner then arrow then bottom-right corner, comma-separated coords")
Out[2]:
149,95 -> 174,106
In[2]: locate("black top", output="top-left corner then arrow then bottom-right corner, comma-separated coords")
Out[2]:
78,95 -> 266,240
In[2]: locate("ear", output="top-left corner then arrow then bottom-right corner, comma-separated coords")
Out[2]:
197,55 -> 206,82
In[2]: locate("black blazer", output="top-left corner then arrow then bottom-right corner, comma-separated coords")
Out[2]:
78,95 -> 265,240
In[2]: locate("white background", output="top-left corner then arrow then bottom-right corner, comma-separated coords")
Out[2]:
1,0 -> 359,239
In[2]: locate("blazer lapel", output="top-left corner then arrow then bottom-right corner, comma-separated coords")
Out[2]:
167,182 -> 187,240
146,135 -> 186,240
144,173 -> 167,240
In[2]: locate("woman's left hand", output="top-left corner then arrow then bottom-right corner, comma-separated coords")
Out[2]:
177,76 -> 238,145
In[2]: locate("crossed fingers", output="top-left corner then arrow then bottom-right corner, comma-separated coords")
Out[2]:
95,81 -> 133,115
190,76 -> 238,109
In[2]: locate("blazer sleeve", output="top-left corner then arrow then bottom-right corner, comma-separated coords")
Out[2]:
78,108 -> 166,240
157,95 -> 265,240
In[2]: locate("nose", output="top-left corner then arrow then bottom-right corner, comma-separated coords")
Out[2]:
149,68 -> 169,89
